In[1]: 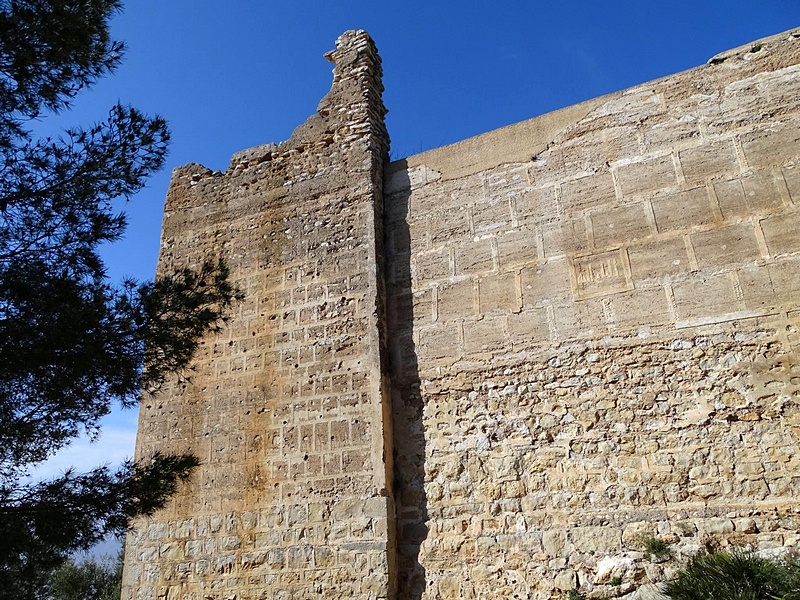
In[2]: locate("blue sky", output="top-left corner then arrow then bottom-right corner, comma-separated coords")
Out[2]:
32,2 -> 800,478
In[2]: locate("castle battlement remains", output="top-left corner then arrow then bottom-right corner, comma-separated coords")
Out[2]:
123,29 -> 800,600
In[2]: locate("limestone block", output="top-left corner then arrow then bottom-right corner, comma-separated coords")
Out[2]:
497,228 -> 538,269
521,259 -> 571,306
517,185 -> 560,224
473,197 -> 512,235
541,218 -> 590,257
414,248 -> 450,284
561,172 -> 617,215
543,529 -> 568,556
455,239 -> 494,275
464,316 -> 508,355
437,279 -> 475,321
651,187 -> 716,232
430,206 -> 470,245
595,556 -> 635,584
617,155 -> 678,198
679,141 -> 738,185
508,308 -> 550,344
692,223 -> 761,269
591,203 -> 653,249
740,118 -> 800,168
478,272 -> 519,314
696,518 -> 735,535
627,236 -> 690,281
673,272 -> 739,322
554,569 -> 578,591
761,212 -> 800,257
572,527 -> 623,553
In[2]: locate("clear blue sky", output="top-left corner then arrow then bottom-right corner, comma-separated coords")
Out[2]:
34,2 -> 800,477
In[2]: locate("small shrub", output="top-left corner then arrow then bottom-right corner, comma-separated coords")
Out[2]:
664,549 -> 800,600
609,576 -> 622,586
750,42 -> 763,53
639,534 -> 671,560
568,588 -> 584,600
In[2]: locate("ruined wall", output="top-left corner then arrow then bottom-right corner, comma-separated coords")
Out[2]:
122,31 -> 396,600
384,29 -> 800,599
124,27 -> 800,600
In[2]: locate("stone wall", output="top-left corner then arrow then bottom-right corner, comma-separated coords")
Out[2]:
123,28 -> 800,600
385,28 -> 800,599
122,31 -> 396,600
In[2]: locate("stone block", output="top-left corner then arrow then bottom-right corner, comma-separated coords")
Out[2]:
520,258 -> 571,306
590,202 -> 653,249
541,218 -> 590,257
552,297 -> 605,340
571,526 -> 622,552
408,288 -> 433,326
617,155 -> 678,197
464,317 -> 508,354
761,212 -> 800,257
542,529 -> 567,556
478,272 -> 519,314
454,240 -> 494,275
692,223 -> 761,269
652,187 -> 716,232
679,141 -> 738,184
671,272 -> 740,323
497,228 -> 539,268
437,279 -> 474,321
738,265 -> 778,311
417,324 -> 461,363
740,118 -> 800,168
561,172 -> 617,215
768,258 -> 800,303
628,236 -> 690,281
414,248 -> 450,284
607,288 -> 671,330
430,206 -> 470,245
508,308 -> 550,344
472,197 -> 512,235
330,420 -> 350,449
516,185 -> 560,223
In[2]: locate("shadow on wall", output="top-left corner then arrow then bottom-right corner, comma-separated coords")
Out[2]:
385,161 -> 428,600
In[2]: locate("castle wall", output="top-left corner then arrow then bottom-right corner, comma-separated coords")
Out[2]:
122,31 -> 396,600
123,28 -> 800,600
384,30 -> 800,599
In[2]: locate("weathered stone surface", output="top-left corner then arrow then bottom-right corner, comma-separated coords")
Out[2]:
388,27 -> 800,600
122,30 -> 395,600
124,27 -> 800,600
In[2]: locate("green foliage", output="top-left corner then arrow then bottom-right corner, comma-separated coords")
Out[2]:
0,0 -> 125,145
664,549 -> 800,600
568,588 -> 585,600
48,553 -> 122,600
0,1 -> 239,597
750,43 -> 763,53
609,576 -> 622,586
639,534 -> 671,560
